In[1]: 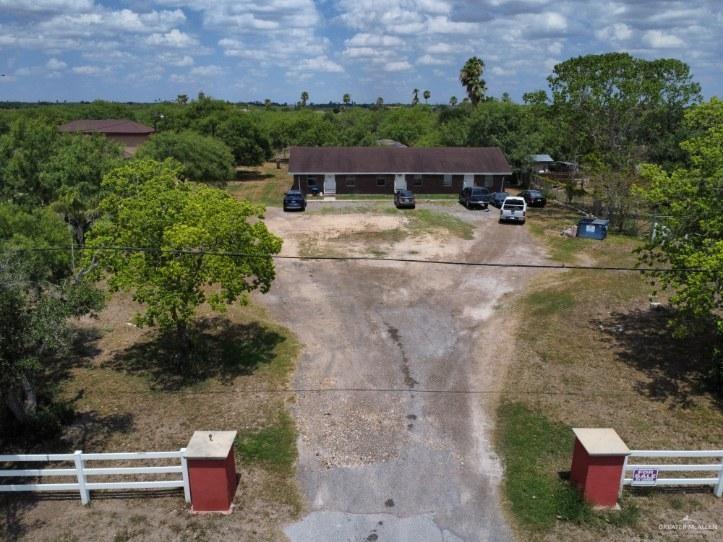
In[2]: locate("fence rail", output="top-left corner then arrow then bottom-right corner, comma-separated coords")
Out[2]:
0,449 -> 190,504
620,450 -> 723,497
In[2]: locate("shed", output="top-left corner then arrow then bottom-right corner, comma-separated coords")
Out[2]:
576,218 -> 609,240
530,154 -> 554,173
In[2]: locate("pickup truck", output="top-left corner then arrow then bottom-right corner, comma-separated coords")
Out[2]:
499,196 -> 527,224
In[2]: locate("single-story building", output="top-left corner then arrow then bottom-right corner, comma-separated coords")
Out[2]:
530,154 -> 555,174
58,119 -> 154,157
288,146 -> 512,195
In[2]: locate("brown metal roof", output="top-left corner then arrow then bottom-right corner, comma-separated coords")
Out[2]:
289,146 -> 512,174
58,119 -> 154,135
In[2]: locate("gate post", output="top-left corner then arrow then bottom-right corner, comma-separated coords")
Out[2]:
570,428 -> 630,509
74,450 -> 90,505
186,431 -> 238,513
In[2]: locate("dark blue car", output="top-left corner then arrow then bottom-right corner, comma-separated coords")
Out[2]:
283,190 -> 307,212
490,191 -> 509,208
459,186 -> 490,209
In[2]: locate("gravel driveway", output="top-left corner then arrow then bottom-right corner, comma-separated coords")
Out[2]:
260,202 -> 546,542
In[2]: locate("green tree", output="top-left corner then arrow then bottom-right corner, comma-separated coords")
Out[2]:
41,134 -> 123,246
423,90 -> 431,104
215,114 -> 272,166
0,203 -> 72,281
637,98 -> 723,387
375,97 -> 385,109
0,257 -> 103,428
300,91 -> 309,107
548,53 -> 701,167
343,93 -> 351,107
459,57 -> 487,105
136,131 -> 234,183
176,94 -> 188,105
0,117 -> 59,205
449,96 -> 458,107
412,88 -> 420,106
86,160 -> 282,362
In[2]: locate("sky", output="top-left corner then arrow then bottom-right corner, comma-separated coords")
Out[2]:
0,0 -> 721,104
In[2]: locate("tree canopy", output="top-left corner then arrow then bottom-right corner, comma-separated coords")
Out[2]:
136,131 -> 234,183
637,98 -> 723,384
86,159 -> 282,360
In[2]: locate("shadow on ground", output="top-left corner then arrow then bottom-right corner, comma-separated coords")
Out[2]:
593,307 -> 721,407
106,317 -> 285,390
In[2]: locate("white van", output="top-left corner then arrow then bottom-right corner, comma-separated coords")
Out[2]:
499,197 -> 527,224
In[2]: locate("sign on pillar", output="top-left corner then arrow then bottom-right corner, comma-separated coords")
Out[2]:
186,430 -> 238,513
570,428 -> 630,509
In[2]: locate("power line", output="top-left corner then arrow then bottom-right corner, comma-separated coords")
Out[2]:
1,245 -> 698,273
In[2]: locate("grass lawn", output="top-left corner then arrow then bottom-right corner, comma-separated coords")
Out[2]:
226,162 -> 291,208
495,205 -> 723,541
0,294 -> 302,542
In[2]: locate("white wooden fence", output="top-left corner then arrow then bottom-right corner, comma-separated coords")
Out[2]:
620,450 -> 723,497
0,449 -> 190,505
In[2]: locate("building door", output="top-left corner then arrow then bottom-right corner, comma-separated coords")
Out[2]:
394,174 -> 406,192
323,174 -> 336,195
463,174 -> 474,188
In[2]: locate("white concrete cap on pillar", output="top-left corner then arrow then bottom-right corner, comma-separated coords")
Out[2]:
572,428 -> 630,456
186,431 -> 238,459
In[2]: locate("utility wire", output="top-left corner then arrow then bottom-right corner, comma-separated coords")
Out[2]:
1,245 -> 698,273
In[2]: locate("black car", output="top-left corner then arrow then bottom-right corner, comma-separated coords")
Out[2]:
394,189 -> 416,209
490,191 -> 509,208
519,189 -> 547,207
459,186 -> 490,209
283,190 -> 307,212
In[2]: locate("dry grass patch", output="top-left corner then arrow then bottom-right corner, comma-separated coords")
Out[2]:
226,162 -> 292,208
497,207 -> 723,541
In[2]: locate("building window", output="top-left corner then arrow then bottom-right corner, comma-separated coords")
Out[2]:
413,175 -> 423,186
484,175 -> 494,188
443,174 -> 453,187
307,176 -> 318,186
376,176 -> 386,186
346,175 -> 356,187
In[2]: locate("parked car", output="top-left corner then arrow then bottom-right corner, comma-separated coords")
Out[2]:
308,185 -> 321,196
459,186 -> 490,209
283,190 -> 307,212
490,191 -> 509,208
394,189 -> 416,209
519,189 -> 547,207
499,197 -> 527,224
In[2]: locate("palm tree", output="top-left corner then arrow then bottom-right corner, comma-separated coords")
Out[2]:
343,93 -> 351,107
264,98 -> 272,110
412,88 -> 419,106
375,97 -> 384,109
423,90 -> 431,104
300,91 -> 309,107
459,57 -> 487,105
449,96 -> 458,107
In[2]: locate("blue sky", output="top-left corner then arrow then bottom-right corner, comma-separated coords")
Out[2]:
0,1 -> 721,103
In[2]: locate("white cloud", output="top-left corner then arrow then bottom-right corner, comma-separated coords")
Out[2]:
0,0 -> 93,12
190,64 -> 222,76
417,54 -> 447,65
595,23 -> 632,43
145,29 -> 198,48
71,64 -> 103,75
294,56 -> 344,73
46,57 -> 66,70
642,29 -> 684,49
383,60 -> 412,72
345,33 -> 404,47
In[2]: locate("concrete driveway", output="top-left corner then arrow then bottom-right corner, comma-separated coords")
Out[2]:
260,202 -> 546,542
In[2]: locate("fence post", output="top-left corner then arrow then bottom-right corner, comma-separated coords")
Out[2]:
74,450 -> 89,505
715,457 -> 723,498
618,454 -> 628,498
180,448 -> 191,504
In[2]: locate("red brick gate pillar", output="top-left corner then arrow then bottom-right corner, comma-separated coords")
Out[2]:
570,428 -> 630,509
186,431 -> 238,513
